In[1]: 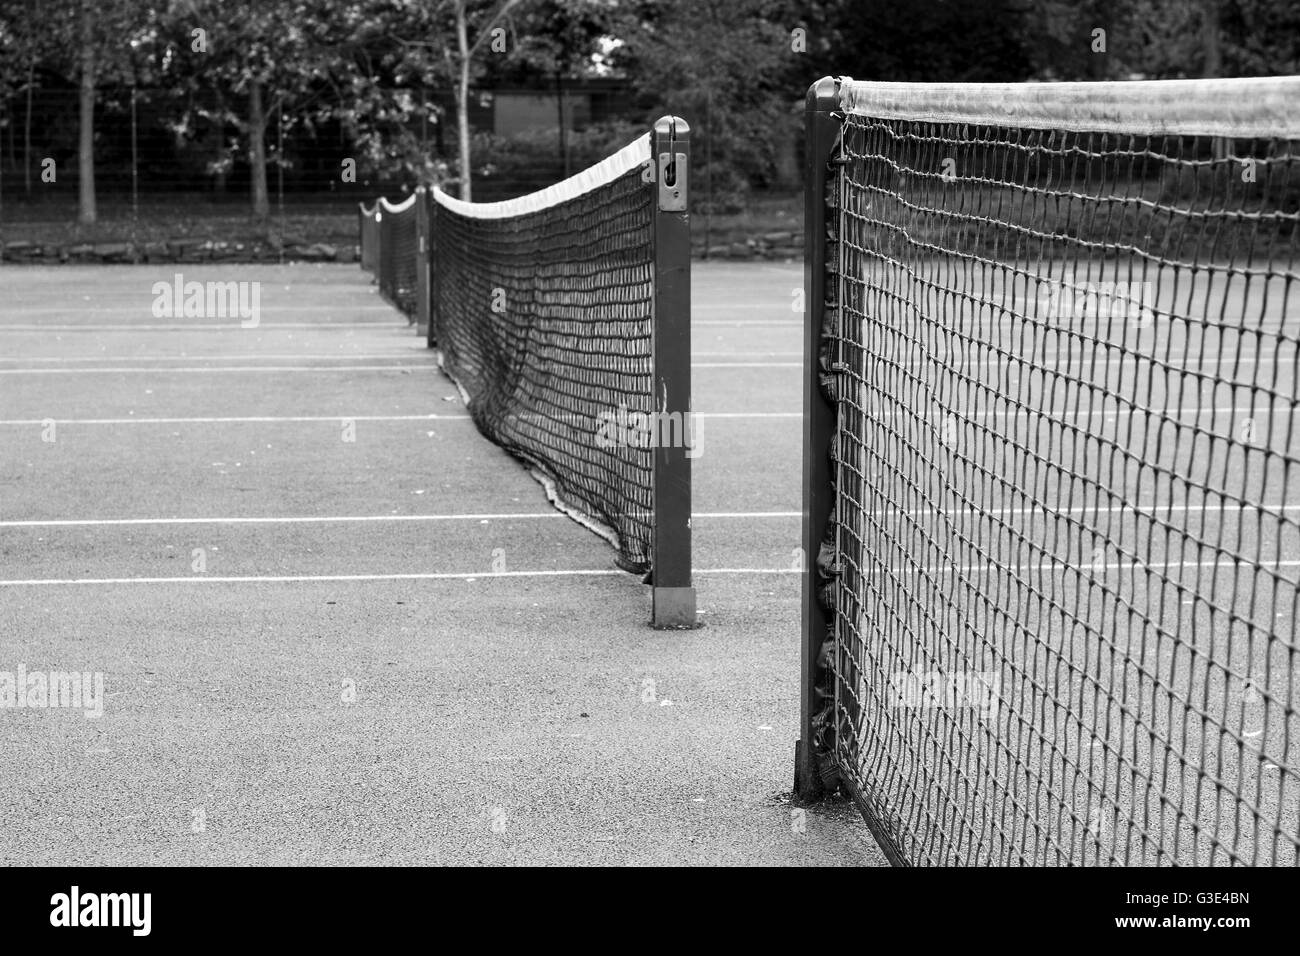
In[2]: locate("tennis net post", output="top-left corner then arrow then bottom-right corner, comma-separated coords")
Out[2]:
796,76 -> 844,802
357,204 -> 366,270
378,204 -> 393,300
650,115 -> 697,629
415,186 -> 432,341
794,73 -> 1300,865
359,202 -> 378,274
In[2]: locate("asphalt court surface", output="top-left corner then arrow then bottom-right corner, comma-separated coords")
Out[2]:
0,261 -> 882,865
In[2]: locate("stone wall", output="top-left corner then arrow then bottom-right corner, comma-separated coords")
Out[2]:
0,239 -> 359,264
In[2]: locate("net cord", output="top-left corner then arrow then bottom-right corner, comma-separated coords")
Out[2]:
840,75 -> 1300,138
378,194 -> 418,214
431,133 -> 653,219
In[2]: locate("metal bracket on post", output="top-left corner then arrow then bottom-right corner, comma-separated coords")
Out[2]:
658,153 -> 687,211
650,115 -> 697,629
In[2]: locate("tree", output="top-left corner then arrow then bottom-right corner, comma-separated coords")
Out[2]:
494,0 -> 617,177
155,0 -> 346,218
0,0 -> 50,197
389,0 -> 523,199
27,0 -> 150,224
76,0 -> 96,222
798,0 -> 1033,83
73,0 -> 149,223
615,0 -> 799,210
1022,0 -> 1300,80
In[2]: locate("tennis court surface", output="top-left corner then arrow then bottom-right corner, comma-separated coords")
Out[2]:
6,74 -> 1298,870
0,261 -> 882,866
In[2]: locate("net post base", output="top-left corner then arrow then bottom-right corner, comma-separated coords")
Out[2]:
651,586 -> 697,629
794,739 -> 824,801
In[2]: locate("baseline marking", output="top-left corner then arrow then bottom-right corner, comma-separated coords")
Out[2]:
0,567 -> 801,586
0,350 -> 803,363
0,362 -> 796,374
0,412 -> 797,425
0,322 -> 399,332
0,364 -> 439,374
0,511 -> 804,528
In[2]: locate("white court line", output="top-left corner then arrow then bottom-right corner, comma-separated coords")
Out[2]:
0,414 -> 467,425
0,511 -> 802,528
0,350 -> 801,363
696,412 -> 800,419
858,501 -> 1300,519
0,412 -> 796,425
0,362 -> 794,374
695,303 -> 799,310
0,353 -> 435,363
695,321 -> 800,327
696,568 -> 799,575
870,556 -> 1300,576
0,514 -> 564,527
0,320 -> 795,332
0,322 -> 396,332
694,362 -> 800,368
0,412 -> 794,425
696,511 -> 800,518
11,504 -> 1279,529
889,352 -> 1288,369
877,404 -> 1300,422
5,304 -> 394,316
0,364 -> 437,374
3,407 -> 1278,424
0,567 -> 799,586
42,357 -> 1268,375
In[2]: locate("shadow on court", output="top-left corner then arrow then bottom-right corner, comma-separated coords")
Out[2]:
0,262 -> 882,866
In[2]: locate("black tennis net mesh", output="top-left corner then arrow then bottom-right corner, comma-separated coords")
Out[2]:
430,135 -> 657,573
378,196 -> 419,320
806,77 -> 1300,865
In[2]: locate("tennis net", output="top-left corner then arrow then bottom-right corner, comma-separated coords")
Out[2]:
425,119 -> 696,626
798,76 -> 1300,865
376,194 -> 420,320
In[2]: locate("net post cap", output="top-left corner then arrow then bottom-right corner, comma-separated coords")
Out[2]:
653,115 -> 691,141
807,75 -> 849,111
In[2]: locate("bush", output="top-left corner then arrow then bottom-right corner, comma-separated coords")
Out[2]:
467,121 -> 643,200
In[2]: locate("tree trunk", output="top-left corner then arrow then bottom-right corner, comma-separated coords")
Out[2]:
214,127 -> 227,195
456,1 -> 472,200
1203,0 -> 1227,161
23,60 -> 34,194
212,90 -> 227,195
556,71 -> 568,179
1203,0 -> 1222,77
248,82 -> 269,218
77,0 -> 96,226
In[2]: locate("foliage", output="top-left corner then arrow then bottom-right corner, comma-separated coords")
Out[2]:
613,0 -> 801,211
2,0 -> 1298,219
470,118 -> 639,197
